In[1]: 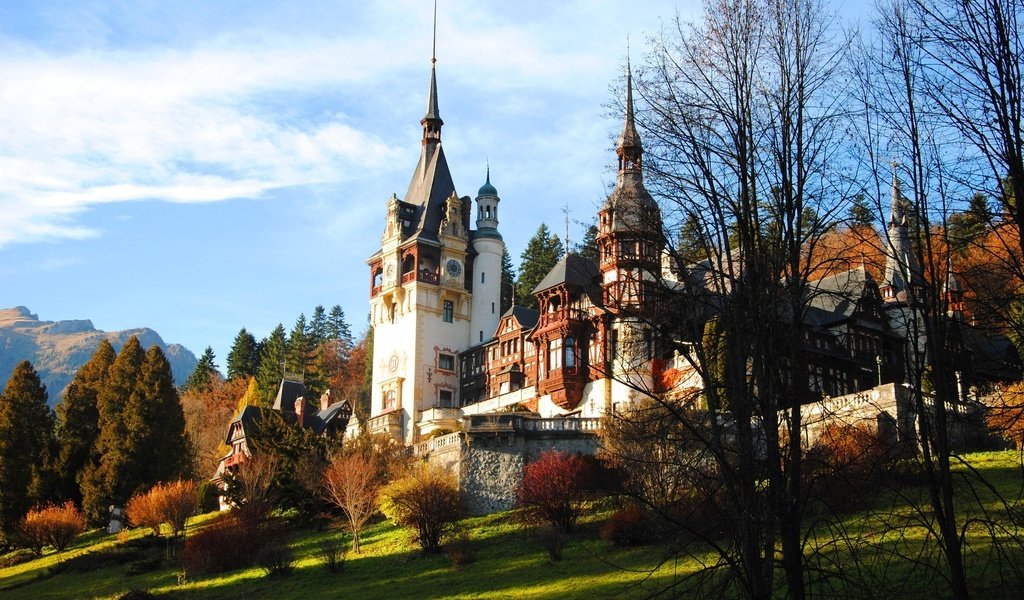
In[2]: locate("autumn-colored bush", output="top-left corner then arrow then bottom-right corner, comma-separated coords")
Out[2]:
181,516 -> 257,575
321,452 -> 381,553
126,480 -> 198,538
601,505 -> 657,547
516,451 -> 593,533
804,422 -> 891,511
379,463 -> 463,552
17,501 -> 87,555
986,382 -> 1024,450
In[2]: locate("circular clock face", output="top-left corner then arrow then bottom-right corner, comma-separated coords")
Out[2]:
446,259 -> 462,278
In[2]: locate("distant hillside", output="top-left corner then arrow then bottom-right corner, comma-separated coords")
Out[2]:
0,306 -> 198,406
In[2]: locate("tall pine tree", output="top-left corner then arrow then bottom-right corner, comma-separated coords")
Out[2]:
226,327 -> 260,380
578,224 -> 600,264
128,345 -> 190,485
327,304 -> 353,354
256,324 -> 288,404
500,248 -> 516,313
309,305 -> 328,348
81,336 -> 144,522
54,339 -> 115,504
286,314 -> 309,376
0,361 -> 55,538
184,346 -> 219,391
515,223 -> 564,309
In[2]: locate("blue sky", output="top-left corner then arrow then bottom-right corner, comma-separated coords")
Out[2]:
1,1 -> 861,372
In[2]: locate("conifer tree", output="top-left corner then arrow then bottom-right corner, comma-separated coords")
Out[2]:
256,325 -> 288,404
310,305 -> 328,348
54,340 -> 115,504
500,248 -> 516,313
0,361 -> 55,538
81,336 -> 144,523
286,313 -> 309,376
579,224 -> 600,264
184,346 -> 219,392
848,194 -> 876,227
515,223 -> 564,310
226,327 -> 260,380
129,345 -> 189,485
947,192 -> 993,254
327,304 -> 353,354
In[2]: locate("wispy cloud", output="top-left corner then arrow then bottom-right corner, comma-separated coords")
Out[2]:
0,37 -> 405,247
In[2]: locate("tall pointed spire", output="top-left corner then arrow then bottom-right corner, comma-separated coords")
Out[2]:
889,160 -> 905,226
422,0 -> 443,145
616,50 -> 643,173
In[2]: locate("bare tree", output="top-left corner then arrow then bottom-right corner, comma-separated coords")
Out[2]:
322,453 -> 381,553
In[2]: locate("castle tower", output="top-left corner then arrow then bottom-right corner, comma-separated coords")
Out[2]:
596,59 -> 662,316
366,54 -> 471,444
470,167 -> 505,345
881,167 -> 924,303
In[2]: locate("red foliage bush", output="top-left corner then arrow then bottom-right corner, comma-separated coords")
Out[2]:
600,505 -> 657,546
18,501 -> 87,555
804,422 -> 891,511
516,451 -> 593,533
126,480 -> 198,538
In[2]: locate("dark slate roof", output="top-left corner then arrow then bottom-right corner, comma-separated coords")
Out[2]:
603,172 -> 659,232
532,254 -> 601,297
272,379 -> 306,412
308,400 -> 353,436
806,266 -> 873,319
402,142 -> 456,245
502,305 -> 540,331
224,405 -> 262,444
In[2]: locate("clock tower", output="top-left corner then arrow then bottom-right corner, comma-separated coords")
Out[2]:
366,54 -> 477,443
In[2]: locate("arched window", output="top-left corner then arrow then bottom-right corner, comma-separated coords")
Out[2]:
565,337 -> 576,369
383,390 -> 397,411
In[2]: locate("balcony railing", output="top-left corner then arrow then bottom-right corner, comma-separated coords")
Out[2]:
412,431 -> 463,456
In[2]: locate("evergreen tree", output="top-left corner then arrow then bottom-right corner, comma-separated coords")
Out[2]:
0,361 -> 55,539
579,224 -> 600,264
327,304 -> 353,354
677,213 -> 707,264
515,223 -> 565,310
848,194 -> 876,227
947,192 -> 993,254
128,345 -> 190,485
309,305 -> 328,348
81,336 -> 144,523
184,346 -> 219,391
226,327 -> 260,380
286,313 -> 310,376
54,340 -> 115,504
500,249 -> 516,313
256,325 -> 288,404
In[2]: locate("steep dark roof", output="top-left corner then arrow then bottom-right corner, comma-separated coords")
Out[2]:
807,266 -> 873,318
224,405 -> 262,445
272,379 -> 306,412
532,254 -> 601,297
502,305 -> 540,331
308,400 -> 353,436
402,142 -> 457,244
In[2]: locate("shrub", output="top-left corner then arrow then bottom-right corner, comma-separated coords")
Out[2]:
319,538 -> 347,573
321,452 -> 381,553
181,516 -> 256,575
17,501 -> 87,555
538,527 -> 564,562
804,422 -> 891,512
196,480 -> 221,514
256,540 -> 294,578
600,505 -> 657,547
516,451 -> 593,533
444,528 -> 476,567
379,463 -> 463,552
126,481 -> 198,539
0,548 -> 37,568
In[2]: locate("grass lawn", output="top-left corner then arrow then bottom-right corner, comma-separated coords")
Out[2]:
2,450 -> 1023,599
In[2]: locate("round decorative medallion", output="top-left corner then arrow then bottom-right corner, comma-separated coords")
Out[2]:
388,353 -> 399,373
445,258 -> 462,278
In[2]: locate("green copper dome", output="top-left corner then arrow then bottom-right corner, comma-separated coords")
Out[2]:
478,167 -> 498,197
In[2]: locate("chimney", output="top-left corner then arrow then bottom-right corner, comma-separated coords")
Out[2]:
320,389 -> 332,412
294,397 -> 306,427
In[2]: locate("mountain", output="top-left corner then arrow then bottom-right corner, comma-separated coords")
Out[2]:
0,306 -> 198,406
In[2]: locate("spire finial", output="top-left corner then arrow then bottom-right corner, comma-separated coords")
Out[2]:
422,0 -> 442,144
431,0 -> 437,65
486,158 -> 490,184
616,40 -> 643,173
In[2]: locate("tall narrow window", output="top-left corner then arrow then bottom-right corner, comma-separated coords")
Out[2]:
481,272 -> 486,284
565,337 -> 576,369
439,390 -> 453,408
442,300 -> 454,323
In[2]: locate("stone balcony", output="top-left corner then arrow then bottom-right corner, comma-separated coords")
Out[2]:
367,410 -> 402,440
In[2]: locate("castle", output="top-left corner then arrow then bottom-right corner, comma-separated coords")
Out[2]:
360,50 -> 1019,477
